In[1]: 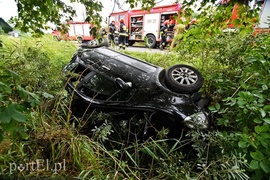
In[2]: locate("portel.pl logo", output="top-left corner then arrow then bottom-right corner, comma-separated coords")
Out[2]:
10,159 -> 66,174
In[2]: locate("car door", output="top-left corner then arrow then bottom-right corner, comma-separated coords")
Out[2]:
78,71 -> 134,103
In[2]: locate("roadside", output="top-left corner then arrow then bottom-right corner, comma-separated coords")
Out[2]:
71,41 -> 170,53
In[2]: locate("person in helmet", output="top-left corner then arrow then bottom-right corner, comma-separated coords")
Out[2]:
108,20 -> 116,45
118,18 -> 128,49
159,19 -> 169,50
169,15 -> 176,31
185,18 -> 198,30
169,23 -> 186,51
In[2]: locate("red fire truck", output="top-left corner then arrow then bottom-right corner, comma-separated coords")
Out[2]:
109,4 -> 181,48
52,21 -> 95,43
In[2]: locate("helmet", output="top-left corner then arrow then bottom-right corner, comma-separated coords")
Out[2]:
120,19 -> 124,23
191,18 -> 197,24
164,20 -> 170,25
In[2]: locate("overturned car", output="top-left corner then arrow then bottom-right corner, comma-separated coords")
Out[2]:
63,42 -> 210,138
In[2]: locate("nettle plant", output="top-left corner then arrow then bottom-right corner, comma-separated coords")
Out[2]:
0,63 -> 40,142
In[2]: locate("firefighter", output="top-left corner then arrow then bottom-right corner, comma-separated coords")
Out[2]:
169,15 -> 176,31
108,20 -> 116,45
159,20 -> 169,50
185,18 -> 198,30
169,23 -> 186,51
118,19 -> 128,49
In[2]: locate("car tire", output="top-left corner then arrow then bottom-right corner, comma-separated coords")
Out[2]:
165,64 -> 203,94
114,36 -> 119,45
80,38 -> 109,49
146,34 -> 156,48
128,40 -> 135,46
87,39 -> 99,46
77,37 -> 83,44
53,35 -> 60,41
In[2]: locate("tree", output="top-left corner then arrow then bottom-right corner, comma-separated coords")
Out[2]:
11,0 -> 103,34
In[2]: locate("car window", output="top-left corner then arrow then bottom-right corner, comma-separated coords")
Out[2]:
81,73 -> 132,101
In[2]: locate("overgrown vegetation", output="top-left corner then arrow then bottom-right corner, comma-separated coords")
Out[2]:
1,6 -> 270,179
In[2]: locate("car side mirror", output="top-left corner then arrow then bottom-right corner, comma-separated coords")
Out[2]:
115,78 -> 132,91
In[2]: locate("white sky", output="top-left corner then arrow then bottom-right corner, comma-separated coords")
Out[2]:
0,0 -> 17,21
0,0 -> 177,23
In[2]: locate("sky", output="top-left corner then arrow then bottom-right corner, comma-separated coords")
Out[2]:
0,0 -> 177,24
0,0 -> 17,21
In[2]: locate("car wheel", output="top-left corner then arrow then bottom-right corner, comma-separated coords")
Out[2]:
128,40 -> 135,46
53,35 -> 60,41
77,37 -> 83,44
146,34 -> 156,48
80,38 -> 109,49
114,36 -> 119,45
87,39 -> 99,46
165,64 -> 203,94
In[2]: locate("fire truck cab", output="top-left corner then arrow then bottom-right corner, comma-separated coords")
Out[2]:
109,4 -> 181,48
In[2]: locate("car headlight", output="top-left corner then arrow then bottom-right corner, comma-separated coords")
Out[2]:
183,112 -> 209,129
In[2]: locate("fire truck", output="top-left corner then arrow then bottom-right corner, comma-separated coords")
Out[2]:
52,21 -> 95,43
109,4 -> 181,48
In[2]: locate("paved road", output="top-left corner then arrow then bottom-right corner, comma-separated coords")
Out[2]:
121,44 -> 169,54
73,41 -> 169,54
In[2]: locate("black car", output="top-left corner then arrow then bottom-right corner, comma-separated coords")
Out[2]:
63,41 -> 210,138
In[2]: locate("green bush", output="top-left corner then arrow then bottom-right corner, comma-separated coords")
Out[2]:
163,4 -> 270,178
212,34 -> 270,179
0,63 -> 40,142
172,4 -> 270,178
